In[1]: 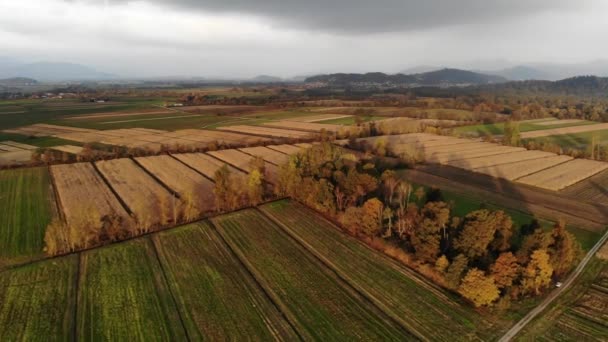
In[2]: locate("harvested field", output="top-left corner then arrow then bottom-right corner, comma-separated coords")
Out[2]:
51,145 -> 84,155
212,210 -> 413,340
0,255 -> 77,340
51,163 -> 133,233
295,143 -> 313,148
262,120 -> 343,132
287,114 -> 353,122
96,158 -> 179,229
4,124 -> 97,137
0,141 -> 37,150
0,167 -> 54,263
0,150 -> 33,166
0,144 -> 22,152
426,146 -> 525,164
262,200 -> 499,340
165,129 -> 270,144
153,223 -> 298,340
66,110 -> 175,120
521,123 -> 608,139
448,150 -> 556,170
517,159 -> 608,191
78,239 -> 187,340
239,146 -> 290,165
172,153 -> 245,179
135,155 -> 215,214
535,119 -> 586,126
266,144 -> 303,155
562,169 -> 608,203
473,155 -> 574,181
208,149 -> 279,184
218,125 -> 314,138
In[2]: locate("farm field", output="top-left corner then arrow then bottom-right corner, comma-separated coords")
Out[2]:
239,146 -> 289,165
218,125 -> 314,138
347,133 -> 608,192
0,167 -> 54,265
517,259 -> 608,340
78,239 -> 187,340
266,143 -> 304,155
523,128 -> 608,151
453,118 -> 596,137
521,122 -> 608,139
212,209 -> 413,340
0,255 -> 78,341
517,159 -> 608,191
172,152 -> 246,178
51,163 -> 134,232
95,158 -> 180,229
207,149 -> 279,184
562,169 -> 608,204
262,120 -> 344,132
261,200 -> 501,340
134,155 -> 215,215
152,222 -> 298,340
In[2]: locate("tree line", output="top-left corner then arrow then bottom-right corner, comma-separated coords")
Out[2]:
276,143 -> 582,308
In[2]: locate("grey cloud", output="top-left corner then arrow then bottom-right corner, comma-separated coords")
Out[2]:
109,0 -> 584,34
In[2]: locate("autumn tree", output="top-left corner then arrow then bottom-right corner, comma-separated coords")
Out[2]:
247,169 -> 264,206
360,198 -> 384,236
213,165 -> 232,212
435,255 -> 449,273
411,202 -> 450,263
445,254 -> 469,289
458,268 -> 500,307
490,252 -> 520,289
503,120 -> 521,146
549,220 -> 580,278
454,210 -> 513,260
521,249 -> 553,296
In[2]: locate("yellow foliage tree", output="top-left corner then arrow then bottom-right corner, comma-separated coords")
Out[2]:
458,268 -> 500,307
521,249 -> 553,295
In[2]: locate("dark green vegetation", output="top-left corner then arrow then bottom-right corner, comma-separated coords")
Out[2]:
152,222 -> 298,340
78,239 -> 187,341
518,259 -> 608,340
0,255 -> 78,341
523,129 -> 608,151
453,119 -> 595,137
261,200 -> 500,340
0,167 -> 54,265
403,180 -> 601,251
212,209 -> 413,340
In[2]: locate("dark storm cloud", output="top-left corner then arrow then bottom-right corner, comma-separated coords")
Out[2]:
110,0 -> 582,34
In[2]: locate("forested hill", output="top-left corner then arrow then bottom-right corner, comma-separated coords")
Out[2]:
476,76 -> 608,97
306,68 -> 508,87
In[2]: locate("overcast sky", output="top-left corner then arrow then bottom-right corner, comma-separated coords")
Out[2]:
1,0 -> 607,78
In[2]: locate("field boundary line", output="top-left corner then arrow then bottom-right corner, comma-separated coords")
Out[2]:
204,152 -> 250,174
148,236 -> 191,342
264,145 -> 293,156
207,219 -> 307,341
130,157 -> 182,199
90,161 -> 134,216
257,207 -> 428,341
167,153 -> 216,183
499,228 -> 608,341
47,165 -> 67,222
238,148 -> 280,166
72,253 -> 82,341
510,158 -> 579,182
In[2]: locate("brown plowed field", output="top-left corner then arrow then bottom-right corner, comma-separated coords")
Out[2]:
561,170 -> 608,204
262,121 -> 343,132
239,146 -> 290,165
521,123 -> 608,139
51,163 -> 133,231
473,155 -> 573,181
172,153 -> 245,179
96,158 -> 179,229
517,159 -> 608,191
135,155 -> 215,214
218,125 -> 313,138
266,144 -> 302,155
448,150 -> 556,170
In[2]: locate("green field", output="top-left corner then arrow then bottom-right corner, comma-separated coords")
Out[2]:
261,200 -> 504,340
212,209 -> 412,340
78,239 -> 187,341
316,115 -> 384,125
0,167 -> 55,265
523,129 -> 608,151
453,119 -> 595,137
0,255 -> 78,341
152,222 -> 298,340
518,258 -> 608,340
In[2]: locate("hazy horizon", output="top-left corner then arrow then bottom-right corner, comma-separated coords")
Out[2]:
1,0 -> 607,78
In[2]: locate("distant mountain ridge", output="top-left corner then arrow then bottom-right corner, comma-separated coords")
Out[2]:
306,68 -> 507,87
0,60 -> 115,81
